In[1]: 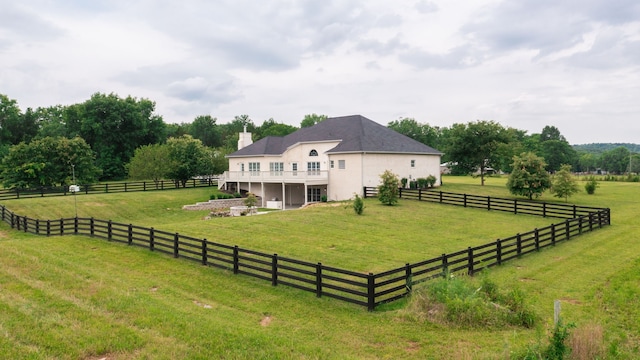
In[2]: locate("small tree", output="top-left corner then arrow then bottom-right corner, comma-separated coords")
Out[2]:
243,192 -> 258,215
353,194 -> 364,215
551,164 -> 579,202
378,170 -> 400,205
507,152 -> 551,200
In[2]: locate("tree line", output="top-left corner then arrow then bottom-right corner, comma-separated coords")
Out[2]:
1,92 -> 637,189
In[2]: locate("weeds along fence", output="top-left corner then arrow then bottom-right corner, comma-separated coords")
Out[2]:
0,178 -> 218,201
0,189 -> 610,311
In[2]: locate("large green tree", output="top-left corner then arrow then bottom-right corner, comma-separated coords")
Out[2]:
446,120 -> 512,185
166,135 -> 209,187
0,94 -> 25,145
600,147 -> 631,174
71,93 -> 166,180
189,115 -> 221,147
126,144 -> 173,187
255,118 -> 298,140
1,136 -> 101,188
506,152 -> 551,200
300,113 -> 327,128
387,117 -> 440,148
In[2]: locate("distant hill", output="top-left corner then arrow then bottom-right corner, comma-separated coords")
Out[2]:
573,143 -> 640,154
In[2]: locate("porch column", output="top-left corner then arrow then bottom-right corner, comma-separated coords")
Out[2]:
261,182 -> 265,207
282,182 -> 286,210
304,183 -> 308,205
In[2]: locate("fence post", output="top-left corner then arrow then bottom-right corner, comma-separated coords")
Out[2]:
573,205 -> 577,218
367,273 -> 375,312
74,217 -> 78,234
464,194 -> 467,207
40,187 -> 44,197
598,211 -> 603,228
442,253 -> 448,276
128,224 -> 133,245
105,183 -> 108,193
487,196 -> 491,211
90,218 -> 94,237
60,218 -> 64,235
202,239 -> 208,265
161,180 -> 164,190
272,254 -> 278,286
578,217 -> 583,234
399,187 -> 403,199
467,247 -> 474,276
551,224 -> 556,246
405,263 -> 412,293
497,240 -> 502,265
517,233 -> 522,257
46,220 -> 51,237
316,263 -> 322,297
149,228 -> 155,251
23,216 -> 28,232
107,221 -> 112,241
418,188 -> 422,201
10,213 -> 15,229
543,202 -> 546,217
233,246 -> 239,274
36,219 -> 40,235
589,213 -> 594,231
514,199 -> 518,215
439,191 -> 443,203
173,233 -> 179,258
535,228 -> 540,251
143,182 -> 146,191
565,220 -> 570,240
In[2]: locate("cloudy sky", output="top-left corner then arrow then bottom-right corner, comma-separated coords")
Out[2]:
2,0 -> 639,144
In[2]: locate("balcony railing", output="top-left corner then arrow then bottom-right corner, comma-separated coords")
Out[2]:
221,170 -> 328,183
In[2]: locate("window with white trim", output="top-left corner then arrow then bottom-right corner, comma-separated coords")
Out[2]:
249,162 -> 260,175
307,161 -> 320,175
269,162 -> 284,176
338,160 -> 346,169
309,149 -> 318,156
330,160 -> 334,169
411,160 -> 415,168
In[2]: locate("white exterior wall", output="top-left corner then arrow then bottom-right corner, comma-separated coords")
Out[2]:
361,153 -> 441,189
327,153 -> 364,201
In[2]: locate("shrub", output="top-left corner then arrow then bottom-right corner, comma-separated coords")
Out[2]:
234,192 -> 242,198
321,195 -> 327,202
584,176 -> 599,195
405,272 -> 537,329
401,177 -> 408,188
426,175 -> 437,187
209,194 -> 217,200
353,194 -> 364,215
377,170 -> 400,206
416,178 -> 428,189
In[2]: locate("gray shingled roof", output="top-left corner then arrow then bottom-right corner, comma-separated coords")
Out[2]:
227,115 -> 442,157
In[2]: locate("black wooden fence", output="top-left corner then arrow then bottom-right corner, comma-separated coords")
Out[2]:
0,178 -> 218,201
0,188 -> 610,311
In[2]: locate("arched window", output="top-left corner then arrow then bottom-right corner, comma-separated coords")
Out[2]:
309,149 -> 318,156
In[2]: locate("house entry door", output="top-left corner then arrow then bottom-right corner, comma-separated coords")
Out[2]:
307,188 -> 321,202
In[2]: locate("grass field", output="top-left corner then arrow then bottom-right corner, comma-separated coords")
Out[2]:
0,175 -> 638,359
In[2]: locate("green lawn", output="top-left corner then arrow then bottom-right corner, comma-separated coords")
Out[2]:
0,176 -> 638,359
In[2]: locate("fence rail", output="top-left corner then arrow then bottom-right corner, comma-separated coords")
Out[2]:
0,178 -> 218,201
0,187 -> 610,311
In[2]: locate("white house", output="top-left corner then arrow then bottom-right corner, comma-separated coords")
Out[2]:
218,115 -> 442,208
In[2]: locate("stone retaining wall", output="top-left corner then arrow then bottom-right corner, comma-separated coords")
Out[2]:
182,197 -> 261,211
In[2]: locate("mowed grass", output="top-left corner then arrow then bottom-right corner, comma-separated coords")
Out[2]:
1,176 -> 639,359
3,186 -> 555,273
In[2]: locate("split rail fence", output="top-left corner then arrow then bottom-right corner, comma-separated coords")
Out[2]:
0,187 -> 610,311
0,178 -> 218,201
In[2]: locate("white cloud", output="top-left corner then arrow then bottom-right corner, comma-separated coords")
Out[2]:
0,0 -> 639,143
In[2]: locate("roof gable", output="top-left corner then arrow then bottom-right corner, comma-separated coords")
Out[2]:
227,115 -> 442,157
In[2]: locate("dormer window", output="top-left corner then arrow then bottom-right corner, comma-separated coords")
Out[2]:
309,149 -> 318,156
